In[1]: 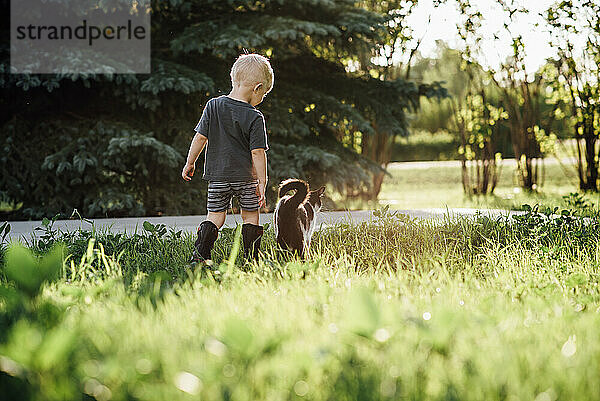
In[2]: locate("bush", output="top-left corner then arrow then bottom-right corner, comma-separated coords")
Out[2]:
391,131 -> 459,162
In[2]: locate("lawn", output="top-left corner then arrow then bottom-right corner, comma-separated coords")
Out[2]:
1,207 -> 600,400
376,159 -> 593,211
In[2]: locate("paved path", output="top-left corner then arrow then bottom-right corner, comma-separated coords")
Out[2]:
3,208 -> 521,242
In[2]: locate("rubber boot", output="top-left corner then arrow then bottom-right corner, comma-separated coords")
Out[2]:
242,223 -> 263,260
190,221 -> 219,265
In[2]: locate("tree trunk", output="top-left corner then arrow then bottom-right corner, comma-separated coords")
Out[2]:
574,116 -> 598,191
461,159 -> 471,196
361,129 -> 392,200
580,135 -> 598,191
370,169 -> 386,201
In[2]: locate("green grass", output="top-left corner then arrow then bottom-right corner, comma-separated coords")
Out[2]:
2,209 -> 600,400
374,159 -> 596,211
381,135 -> 588,212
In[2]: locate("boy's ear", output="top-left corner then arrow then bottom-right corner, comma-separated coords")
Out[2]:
317,186 -> 325,197
254,82 -> 263,92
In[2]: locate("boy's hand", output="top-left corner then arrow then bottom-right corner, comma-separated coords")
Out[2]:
182,164 -> 195,181
256,180 -> 266,208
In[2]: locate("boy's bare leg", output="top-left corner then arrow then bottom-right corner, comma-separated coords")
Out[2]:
206,211 -> 226,229
241,209 -> 259,225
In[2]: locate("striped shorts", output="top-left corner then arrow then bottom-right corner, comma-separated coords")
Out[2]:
207,181 -> 260,212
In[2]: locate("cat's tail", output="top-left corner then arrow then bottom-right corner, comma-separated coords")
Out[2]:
278,179 -> 309,210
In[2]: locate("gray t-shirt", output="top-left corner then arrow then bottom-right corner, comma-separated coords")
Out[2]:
194,95 -> 268,181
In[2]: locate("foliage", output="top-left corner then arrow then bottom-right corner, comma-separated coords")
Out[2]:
546,0 -> 600,191
0,221 -> 10,244
0,0 -> 447,218
3,121 -> 190,219
453,92 -> 506,195
391,130 -> 459,162
341,0 -> 449,200
3,244 -> 64,298
409,43 -> 514,158
424,17 -> 504,196
451,0 -> 564,192
497,203 -> 600,247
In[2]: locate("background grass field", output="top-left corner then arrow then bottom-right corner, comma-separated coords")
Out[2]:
382,160 -> 581,209
333,158 -> 591,213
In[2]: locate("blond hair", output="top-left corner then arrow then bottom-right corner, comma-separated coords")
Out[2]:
230,54 -> 274,93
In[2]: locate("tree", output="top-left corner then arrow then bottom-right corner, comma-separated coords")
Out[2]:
348,0 -> 448,200
1,0 -> 211,218
1,0 -> 444,218
455,0 -> 556,191
546,0 -> 600,191
449,10 -> 505,196
452,90 -> 507,195
409,42 -> 471,135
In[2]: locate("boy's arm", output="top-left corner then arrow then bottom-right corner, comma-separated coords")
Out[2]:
251,148 -> 267,207
182,133 -> 208,181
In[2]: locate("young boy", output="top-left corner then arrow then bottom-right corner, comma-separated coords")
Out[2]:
181,54 -> 273,264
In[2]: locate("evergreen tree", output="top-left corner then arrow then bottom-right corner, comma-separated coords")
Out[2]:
1,0 -> 444,218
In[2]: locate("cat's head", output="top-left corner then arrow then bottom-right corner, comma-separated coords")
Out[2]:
308,186 -> 325,212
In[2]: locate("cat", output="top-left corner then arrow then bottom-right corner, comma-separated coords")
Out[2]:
274,179 -> 325,258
